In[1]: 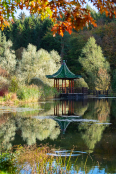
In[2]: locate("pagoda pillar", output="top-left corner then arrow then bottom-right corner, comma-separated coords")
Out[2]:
73,80 -> 74,93
58,103 -> 59,115
62,79 -> 63,93
58,79 -> 59,92
73,101 -> 74,113
54,106 -> 55,115
65,79 -> 66,93
65,101 -> 66,115
69,80 -> 70,93
54,79 -> 55,88
71,100 -> 72,114
71,79 -> 72,93
62,101 -> 63,114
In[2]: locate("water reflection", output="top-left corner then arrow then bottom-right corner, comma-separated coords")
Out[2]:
78,99 -> 110,152
54,100 -> 88,116
0,115 -> 16,151
17,117 -> 60,145
0,99 -> 116,173
0,99 -> 111,150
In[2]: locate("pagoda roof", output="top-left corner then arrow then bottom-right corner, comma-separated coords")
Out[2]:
46,60 -> 82,79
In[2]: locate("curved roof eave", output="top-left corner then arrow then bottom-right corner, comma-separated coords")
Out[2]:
46,60 -> 82,79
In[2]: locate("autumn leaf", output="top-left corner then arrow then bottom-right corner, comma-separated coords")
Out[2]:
0,0 -> 116,36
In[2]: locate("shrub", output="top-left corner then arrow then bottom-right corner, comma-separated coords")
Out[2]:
74,78 -> 88,88
0,76 -> 9,90
40,85 -> 58,99
30,78 -> 58,99
4,93 -> 13,101
0,153 -> 16,174
8,76 -> 19,93
16,85 -> 39,101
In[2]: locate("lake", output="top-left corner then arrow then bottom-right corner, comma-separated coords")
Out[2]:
0,98 -> 116,173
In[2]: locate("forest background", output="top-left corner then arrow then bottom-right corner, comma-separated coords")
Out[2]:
1,4 -> 116,102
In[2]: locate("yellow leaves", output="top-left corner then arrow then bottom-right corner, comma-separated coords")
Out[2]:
0,0 -> 116,35
4,20 -> 9,26
31,1 -> 35,7
0,20 -> 9,31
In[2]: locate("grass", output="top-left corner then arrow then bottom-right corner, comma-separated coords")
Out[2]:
0,172 -> 10,174
0,145 -> 80,174
16,85 -> 39,101
0,84 -> 58,105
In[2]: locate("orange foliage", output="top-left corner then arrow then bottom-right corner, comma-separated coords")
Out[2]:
0,0 -> 116,36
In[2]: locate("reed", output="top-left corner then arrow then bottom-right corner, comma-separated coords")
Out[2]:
0,145 -> 88,174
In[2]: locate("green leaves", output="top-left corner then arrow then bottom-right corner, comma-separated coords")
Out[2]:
79,37 -> 110,90
16,44 -> 61,86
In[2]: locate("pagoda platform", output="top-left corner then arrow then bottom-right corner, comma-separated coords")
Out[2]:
59,93 -> 88,100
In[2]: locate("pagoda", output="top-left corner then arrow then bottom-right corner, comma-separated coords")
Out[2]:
46,60 -> 81,93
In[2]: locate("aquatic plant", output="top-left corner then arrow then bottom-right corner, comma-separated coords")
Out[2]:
0,152 -> 16,174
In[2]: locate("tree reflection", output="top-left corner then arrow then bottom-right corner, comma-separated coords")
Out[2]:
74,102 -> 88,116
0,115 -> 60,149
95,99 -> 110,122
0,116 -> 16,151
79,99 -> 110,151
79,123 -> 108,151
17,117 -> 60,146
111,99 -> 116,119
83,99 -> 110,122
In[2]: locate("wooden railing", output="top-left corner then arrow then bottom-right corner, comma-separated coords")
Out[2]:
57,87 -> 109,96
88,90 -> 109,96
58,87 -> 88,94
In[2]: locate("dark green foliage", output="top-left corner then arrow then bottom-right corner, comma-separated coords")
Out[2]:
16,89 -> 25,100
8,76 -> 19,93
3,16 -> 53,51
111,69 -> 116,93
41,32 -> 61,54
66,32 -> 88,74
0,153 -> 16,173
29,77 -> 45,87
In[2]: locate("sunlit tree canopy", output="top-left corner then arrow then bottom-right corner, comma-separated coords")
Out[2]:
1,0 -> 116,36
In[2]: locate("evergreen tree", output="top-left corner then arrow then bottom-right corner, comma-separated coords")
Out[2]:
3,16 -> 53,51
79,37 -> 110,90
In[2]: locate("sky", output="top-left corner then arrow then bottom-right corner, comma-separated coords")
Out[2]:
15,0 -> 97,18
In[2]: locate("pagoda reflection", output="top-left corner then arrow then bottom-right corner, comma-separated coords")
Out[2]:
53,100 -> 88,134
54,100 -> 88,116
54,100 -> 75,116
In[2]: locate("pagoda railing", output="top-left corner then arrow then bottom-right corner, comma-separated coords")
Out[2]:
57,87 -> 109,95
88,89 -> 109,96
58,87 -> 88,94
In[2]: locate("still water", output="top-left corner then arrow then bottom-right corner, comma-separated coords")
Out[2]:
0,98 -> 116,173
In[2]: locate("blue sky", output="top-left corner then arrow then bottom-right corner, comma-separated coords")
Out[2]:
15,0 -> 97,18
